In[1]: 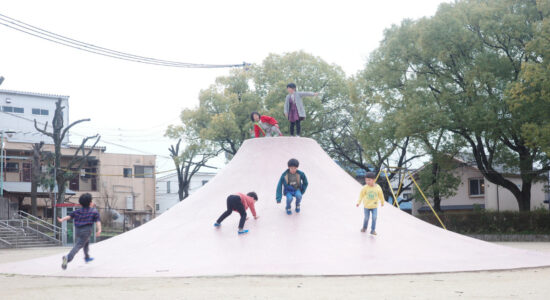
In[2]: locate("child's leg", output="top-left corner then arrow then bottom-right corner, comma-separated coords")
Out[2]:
285,192 -> 294,210
294,190 -> 302,208
216,195 -> 237,224
289,122 -> 295,136
271,125 -> 283,136
236,204 -> 247,230
296,120 -> 301,135
67,226 -> 92,262
363,208 -> 370,230
370,208 -> 378,232
83,239 -> 90,259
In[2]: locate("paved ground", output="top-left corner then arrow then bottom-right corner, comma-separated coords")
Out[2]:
1,242 -> 550,299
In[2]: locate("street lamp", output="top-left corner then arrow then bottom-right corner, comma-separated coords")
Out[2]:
1,130 -> 16,197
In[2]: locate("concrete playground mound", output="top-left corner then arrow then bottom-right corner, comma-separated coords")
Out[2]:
1,137 -> 550,277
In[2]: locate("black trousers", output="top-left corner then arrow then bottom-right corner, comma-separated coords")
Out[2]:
290,120 -> 301,136
216,195 -> 247,229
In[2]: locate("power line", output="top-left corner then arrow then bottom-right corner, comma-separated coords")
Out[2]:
0,13 -> 250,69
0,110 -> 172,158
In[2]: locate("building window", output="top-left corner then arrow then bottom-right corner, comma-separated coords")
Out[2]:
166,181 -> 171,194
156,203 -> 160,211
123,168 -> 132,178
4,162 -> 19,172
134,165 -> 154,178
32,108 -> 49,115
202,180 -> 209,186
2,106 -> 24,113
469,178 -> 485,196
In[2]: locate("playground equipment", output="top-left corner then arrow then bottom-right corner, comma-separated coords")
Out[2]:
1,137 -> 549,277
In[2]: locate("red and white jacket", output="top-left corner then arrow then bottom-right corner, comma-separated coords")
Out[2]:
254,115 -> 279,137
236,193 -> 257,217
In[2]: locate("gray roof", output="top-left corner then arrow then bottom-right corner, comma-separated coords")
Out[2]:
0,89 -> 69,99
1,182 -> 76,195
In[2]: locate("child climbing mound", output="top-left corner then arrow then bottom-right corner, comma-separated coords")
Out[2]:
276,158 -> 308,215
214,192 -> 259,235
284,83 -> 319,136
57,193 -> 101,270
356,172 -> 385,235
250,112 -> 283,137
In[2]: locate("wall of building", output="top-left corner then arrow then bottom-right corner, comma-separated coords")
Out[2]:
155,172 -> 216,214
0,90 -> 70,144
485,177 -> 547,211
412,164 -> 548,214
2,141 -> 156,219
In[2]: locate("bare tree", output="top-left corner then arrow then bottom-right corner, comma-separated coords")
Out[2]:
168,139 -> 218,201
34,98 -> 100,208
30,141 -> 44,216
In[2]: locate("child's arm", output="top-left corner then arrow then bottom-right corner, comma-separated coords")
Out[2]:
249,201 -> 258,219
275,174 -> 285,203
254,124 -> 263,137
284,97 -> 289,118
300,172 -> 308,194
297,92 -> 319,97
356,187 -> 365,207
96,221 -> 102,236
378,187 -> 385,206
57,216 -> 71,223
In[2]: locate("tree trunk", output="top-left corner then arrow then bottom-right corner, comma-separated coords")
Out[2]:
431,162 -> 441,212
518,181 -> 532,211
183,182 -> 190,200
30,142 -> 43,216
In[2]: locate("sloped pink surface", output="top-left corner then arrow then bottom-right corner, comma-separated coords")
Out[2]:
1,137 -> 550,277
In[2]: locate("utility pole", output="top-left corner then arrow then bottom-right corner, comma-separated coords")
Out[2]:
1,130 -> 17,197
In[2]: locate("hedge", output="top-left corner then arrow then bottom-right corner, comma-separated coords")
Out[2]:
416,211 -> 550,234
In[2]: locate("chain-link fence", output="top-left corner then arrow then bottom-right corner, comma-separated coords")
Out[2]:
95,207 -> 154,241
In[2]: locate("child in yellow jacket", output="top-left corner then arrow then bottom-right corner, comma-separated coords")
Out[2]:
356,172 -> 385,235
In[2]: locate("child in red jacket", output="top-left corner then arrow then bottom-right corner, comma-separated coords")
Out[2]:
214,192 -> 259,235
251,112 -> 283,137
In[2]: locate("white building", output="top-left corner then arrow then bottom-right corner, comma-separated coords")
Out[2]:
155,172 -> 216,214
411,158 -> 549,214
0,90 -> 70,144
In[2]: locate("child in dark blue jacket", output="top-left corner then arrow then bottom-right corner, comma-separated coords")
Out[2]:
275,158 -> 308,215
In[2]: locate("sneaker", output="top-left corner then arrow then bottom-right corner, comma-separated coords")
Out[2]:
286,209 -> 292,215
61,256 -> 68,270
85,257 -> 94,263
295,206 -> 301,213
238,229 -> 249,235
370,231 -> 377,235
360,228 -> 366,233
214,222 -> 221,227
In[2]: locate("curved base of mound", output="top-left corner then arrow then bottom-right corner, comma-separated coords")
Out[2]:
1,137 -> 550,277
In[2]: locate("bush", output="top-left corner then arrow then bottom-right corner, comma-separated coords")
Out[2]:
416,210 -> 550,234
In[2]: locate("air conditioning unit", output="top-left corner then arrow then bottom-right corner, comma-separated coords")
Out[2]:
80,169 -> 86,177
126,196 -> 134,210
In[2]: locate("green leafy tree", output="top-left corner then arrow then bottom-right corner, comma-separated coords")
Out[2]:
362,0 -> 549,210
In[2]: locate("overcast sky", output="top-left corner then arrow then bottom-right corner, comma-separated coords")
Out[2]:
1,0 -> 449,172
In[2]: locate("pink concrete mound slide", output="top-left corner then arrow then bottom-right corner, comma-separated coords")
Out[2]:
1,137 -> 550,277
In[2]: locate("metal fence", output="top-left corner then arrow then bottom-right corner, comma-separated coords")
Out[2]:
95,207 -> 154,241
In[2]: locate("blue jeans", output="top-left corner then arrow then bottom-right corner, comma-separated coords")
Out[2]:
363,208 -> 378,232
285,190 -> 302,210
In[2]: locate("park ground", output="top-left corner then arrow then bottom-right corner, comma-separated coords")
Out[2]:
1,243 -> 550,299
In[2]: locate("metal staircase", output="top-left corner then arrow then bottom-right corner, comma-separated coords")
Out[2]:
0,211 -> 63,248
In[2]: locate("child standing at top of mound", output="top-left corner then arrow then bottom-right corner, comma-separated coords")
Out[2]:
57,193 -> 101,270
276,158 -> 309,215
251,112 -> 283,137
214,192 -> 259,235
356,172 -> 385,235
284,83 -> 319,137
